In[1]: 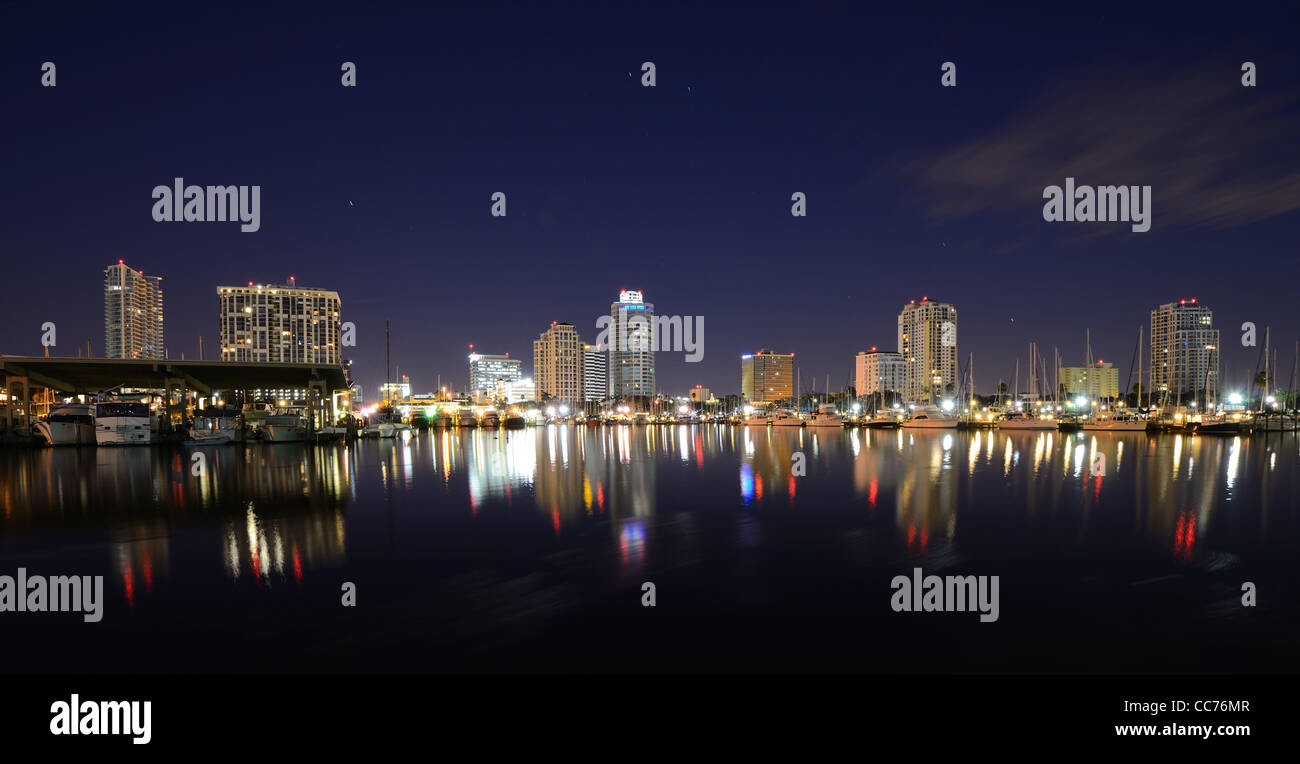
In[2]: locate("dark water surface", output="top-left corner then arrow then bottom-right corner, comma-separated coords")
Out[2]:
1,425 -> 1296,673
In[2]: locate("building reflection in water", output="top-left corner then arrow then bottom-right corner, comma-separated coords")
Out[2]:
0,427 -> 1292,605
0,443 -> 350,602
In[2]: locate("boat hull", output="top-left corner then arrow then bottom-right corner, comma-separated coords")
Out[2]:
1078,421 -> 1148,431
902,419 -> 958,429
36,421 -> 97,446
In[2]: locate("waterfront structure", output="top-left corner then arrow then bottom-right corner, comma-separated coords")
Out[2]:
897,298 -> 958,404
855,348 -> 907,402
217,280 -> 341,364
379,376 -> 411,403
689,385 -> 711,403
499,376 -> 535,404
1059,361 -> 1120,400
469,352 -> 522,398
104,261 -> 165,360
741,350 -> 794,405
583,343 -> 608,402
1149,299 -> 1219,404
534,322 -> 583,406
608,290 -> 655,399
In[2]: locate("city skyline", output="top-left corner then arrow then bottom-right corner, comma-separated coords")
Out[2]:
78,260 -> 1285,404
3,5 -> 1298,402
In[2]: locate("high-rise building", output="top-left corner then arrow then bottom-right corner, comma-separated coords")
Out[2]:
104,261 -> 165,359
468,352 -> 522,397
741,349 -> 794,405
1059,361 -> 1120,400
688,385 -> 711,403
608,290 -> 655,399
1150,299 -> 1219,403
855,348 -> 907,402
217,281 -> 341,364
534,322 -> 583,406
583,343 -> 608,402
897,298 -> 958,403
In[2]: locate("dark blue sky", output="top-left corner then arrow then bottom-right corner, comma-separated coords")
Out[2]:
4,2 -> 1299,398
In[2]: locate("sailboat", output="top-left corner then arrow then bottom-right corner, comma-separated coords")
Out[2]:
1079,328 -> 1147,431
998,343 -> 1056,430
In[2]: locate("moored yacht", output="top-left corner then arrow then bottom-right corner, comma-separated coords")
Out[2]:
806,404 -> 844,428
95,400 -> 157,445
1078,412 -> 1148,432
35,403 -> 97,446
901,408 -> 957,429
263,414 -> 308,442
743,411 -> 771,426
996,411 -> 1058,430
770,410 -> 804,427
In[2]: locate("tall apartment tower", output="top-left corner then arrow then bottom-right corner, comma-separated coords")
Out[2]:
897,298 -> 958,404
104,261 -> 165,359
533,321 -> 583,406
608,290 -> 655,400
741,349 -> 794,405
217,280 -> 342,364
583,343 -> 608,402
1150,299 -> 1219,404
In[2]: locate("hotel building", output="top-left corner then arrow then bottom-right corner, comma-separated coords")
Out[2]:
855,348 -> 907,403
741,350 -> 794,405
1059,362 -> 1120,400
217,280 -> 341,364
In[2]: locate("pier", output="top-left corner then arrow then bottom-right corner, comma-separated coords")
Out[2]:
0,356 -> 348,444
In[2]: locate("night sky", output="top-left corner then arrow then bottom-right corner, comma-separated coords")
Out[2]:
4,3 -> 1299,399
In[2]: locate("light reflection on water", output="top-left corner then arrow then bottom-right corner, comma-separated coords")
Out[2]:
0,426 -> 1296,671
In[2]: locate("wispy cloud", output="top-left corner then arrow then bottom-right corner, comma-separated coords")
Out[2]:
904,62 -> 1300,235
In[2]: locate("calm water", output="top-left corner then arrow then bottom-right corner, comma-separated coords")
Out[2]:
1,426 -> 1297,673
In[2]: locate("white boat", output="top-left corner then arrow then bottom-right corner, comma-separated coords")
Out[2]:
743,411 -> 771,426
457,408 -> 477,428
902,409 -> 958,429
364,407 -> 406,437
186,427 -> 238,445
364,421 -> 396,438
35,403 -> 97,446
862,412 -> 902,429
95,401 -> 157,445
317,425 -> 348,440
1079,414 -> 1148,432
996,412 -> 1057,430
806,404 -> 844,428
480,410 -> 501,429
1255,414 -> 1298,432
262,414 -> 308,442
771,410 -> 804,427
